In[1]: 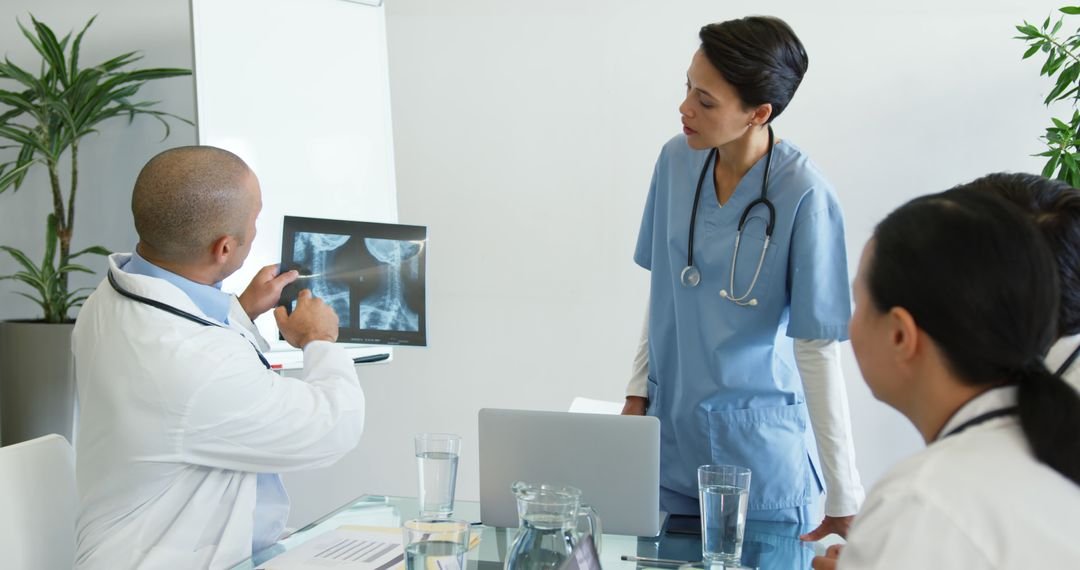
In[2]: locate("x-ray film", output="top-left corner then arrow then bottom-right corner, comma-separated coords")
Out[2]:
280,216 -> 427,346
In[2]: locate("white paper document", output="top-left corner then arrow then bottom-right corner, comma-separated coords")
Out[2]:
257,527 -> 404,570
567,397 -> 623,415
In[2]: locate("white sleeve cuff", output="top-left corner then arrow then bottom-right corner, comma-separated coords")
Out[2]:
794,338 -> 865,516
302,340 -> 360,383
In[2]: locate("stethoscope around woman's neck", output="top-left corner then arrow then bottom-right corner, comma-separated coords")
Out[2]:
680,124 -> 776,307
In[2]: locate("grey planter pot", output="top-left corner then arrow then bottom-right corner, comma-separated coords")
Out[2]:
0,321 -> 76,446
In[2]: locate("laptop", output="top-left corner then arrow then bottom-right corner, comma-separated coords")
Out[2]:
478,408 -> 663,537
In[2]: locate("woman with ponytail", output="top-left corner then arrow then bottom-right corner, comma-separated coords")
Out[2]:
813,183 -> 1080,569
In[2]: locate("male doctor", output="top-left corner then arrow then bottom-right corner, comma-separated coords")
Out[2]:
72,146 -> 366,570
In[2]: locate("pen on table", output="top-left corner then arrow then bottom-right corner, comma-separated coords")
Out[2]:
353,353 -> 391,364
619,555 -> 696,567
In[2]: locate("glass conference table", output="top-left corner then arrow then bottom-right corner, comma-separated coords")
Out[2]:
230,495 -> 817,570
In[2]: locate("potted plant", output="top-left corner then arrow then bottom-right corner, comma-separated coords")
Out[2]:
0,15 -> 190,445
1016,5 -> 1080,186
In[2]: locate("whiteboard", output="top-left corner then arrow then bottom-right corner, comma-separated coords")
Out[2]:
190,0 -> 398,357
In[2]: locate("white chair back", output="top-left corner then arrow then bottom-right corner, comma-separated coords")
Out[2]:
0,434 -> 76,570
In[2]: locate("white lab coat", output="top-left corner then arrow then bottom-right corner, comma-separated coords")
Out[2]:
838,386 -> 1080,569
72,255 -> 366,570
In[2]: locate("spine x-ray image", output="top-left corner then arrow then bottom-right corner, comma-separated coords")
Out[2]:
360,238 -> 422,332
292,232 -> 355,327
280,216 -> 427,346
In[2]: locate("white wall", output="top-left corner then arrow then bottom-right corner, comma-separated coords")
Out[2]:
0,0 -> 1067,529
284,0 -> 1067,526
190,0 -> 399,345
0,0 -> 196,321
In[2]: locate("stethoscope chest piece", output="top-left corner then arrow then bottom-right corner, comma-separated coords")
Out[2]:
680,266 -> 701,288
679,125 -> 776,309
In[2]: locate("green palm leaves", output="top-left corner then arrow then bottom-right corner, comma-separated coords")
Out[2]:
0,15 -> 190,322
0,214 -> 108,322
1017,7 -> 1080,187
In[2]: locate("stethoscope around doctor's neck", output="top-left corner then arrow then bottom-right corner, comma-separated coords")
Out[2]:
680,124 -> 776,307
107,270 -> 272,370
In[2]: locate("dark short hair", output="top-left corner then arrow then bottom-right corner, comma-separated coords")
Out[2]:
966,172 -> 1080,337
698,16 -> 808,122
869,185 -> 1080,485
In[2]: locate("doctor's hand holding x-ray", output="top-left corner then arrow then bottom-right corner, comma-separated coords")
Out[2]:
238,263 -> 299,321
236,262 -> 341,347
624,16 -> 863,542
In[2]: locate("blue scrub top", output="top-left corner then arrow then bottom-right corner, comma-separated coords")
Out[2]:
635,134 -> 850,515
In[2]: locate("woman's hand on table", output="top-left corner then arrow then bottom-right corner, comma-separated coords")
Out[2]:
800,515 -> 853,541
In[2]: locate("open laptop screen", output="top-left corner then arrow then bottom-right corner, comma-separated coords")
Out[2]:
478,408 -> 661,536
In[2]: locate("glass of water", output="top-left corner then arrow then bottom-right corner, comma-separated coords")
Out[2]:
415,433 -> 461,517
402,518 -> 469,570
697,464 -> 752,566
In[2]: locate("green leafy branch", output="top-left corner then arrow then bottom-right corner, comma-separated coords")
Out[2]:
1017,6 -> 1080,186
0,15 -> 190,321
0,214 -> 108,323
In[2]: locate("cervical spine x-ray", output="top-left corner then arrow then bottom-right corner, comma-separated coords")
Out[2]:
292,232 -> 354,327
360,238 -> 422,331
281,217 -> 427,346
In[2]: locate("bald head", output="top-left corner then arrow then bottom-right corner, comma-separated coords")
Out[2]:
132,146 -> 258,264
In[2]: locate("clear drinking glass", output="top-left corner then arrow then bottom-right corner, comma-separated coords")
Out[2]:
415,433 -> 461,517
697,464 -> 752,566
402,518 -> 470,570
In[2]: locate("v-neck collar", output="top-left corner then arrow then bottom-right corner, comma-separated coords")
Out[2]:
701,141 -> 782,221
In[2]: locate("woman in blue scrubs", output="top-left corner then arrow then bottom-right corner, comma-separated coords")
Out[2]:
623,16 -> 864,540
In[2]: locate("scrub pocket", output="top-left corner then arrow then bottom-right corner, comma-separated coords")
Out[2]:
706,402 -> 815,511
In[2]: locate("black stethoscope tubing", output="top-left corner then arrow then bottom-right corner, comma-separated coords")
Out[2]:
940,406 -> 1018,440
939,348 -> 1080,440
685,125 -> 777,280
1054,344 -> 1080,377
107,270 -> 271,370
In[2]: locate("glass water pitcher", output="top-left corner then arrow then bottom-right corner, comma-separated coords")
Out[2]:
504,481 -> 602,570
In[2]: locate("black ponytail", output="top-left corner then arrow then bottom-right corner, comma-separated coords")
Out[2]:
1016,352 -> 1080,486
870,182 -> 1080,486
